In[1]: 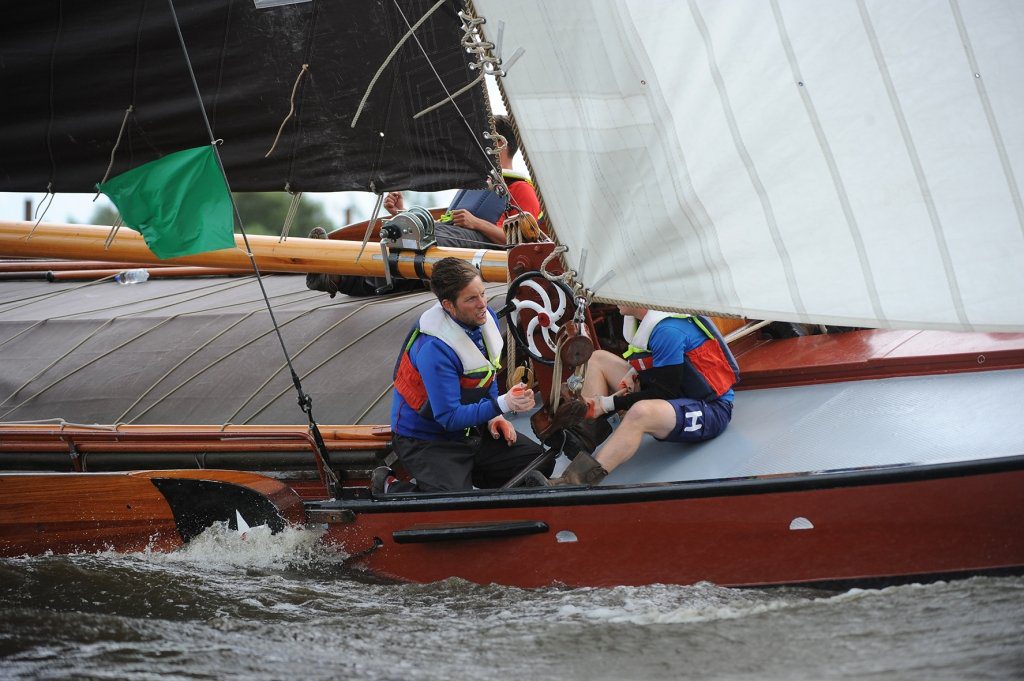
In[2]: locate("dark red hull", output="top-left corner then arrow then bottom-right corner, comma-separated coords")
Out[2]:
313,456 -> 1024,587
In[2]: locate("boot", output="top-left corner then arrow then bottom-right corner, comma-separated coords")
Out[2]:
305,226 -> 342,297
546,451 -> 608,487
370,466 -> 397,497
565,414 -> 613,453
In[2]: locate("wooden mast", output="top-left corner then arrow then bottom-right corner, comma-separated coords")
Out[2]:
0,221 -> 509,283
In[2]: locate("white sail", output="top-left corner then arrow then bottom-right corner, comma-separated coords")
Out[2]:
474,0 -> 1024,331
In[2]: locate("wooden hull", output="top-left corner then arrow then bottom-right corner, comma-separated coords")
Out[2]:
0,470 -> 306,556
2,265 -> 1021,584
313,456 -> 1024,587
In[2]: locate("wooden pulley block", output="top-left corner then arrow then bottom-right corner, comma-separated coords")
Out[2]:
505,212 -> 543,242
557,323 -> 594,370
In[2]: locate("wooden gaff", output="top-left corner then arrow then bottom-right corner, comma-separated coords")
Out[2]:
0,221 -> 509,283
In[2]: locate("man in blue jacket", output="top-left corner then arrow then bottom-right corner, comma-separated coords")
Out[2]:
373,257 -> 549,494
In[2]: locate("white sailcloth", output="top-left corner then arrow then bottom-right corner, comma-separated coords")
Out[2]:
474,0 -> 1024,331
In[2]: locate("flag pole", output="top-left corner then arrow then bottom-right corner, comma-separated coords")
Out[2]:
165,0 -> 338,493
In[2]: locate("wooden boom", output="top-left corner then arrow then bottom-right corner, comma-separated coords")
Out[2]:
0,221 -> 509,283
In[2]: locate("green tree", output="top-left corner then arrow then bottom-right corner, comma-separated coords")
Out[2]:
88,204 -> 120,226
232,193 -> 336,237
86,192 -> 336,237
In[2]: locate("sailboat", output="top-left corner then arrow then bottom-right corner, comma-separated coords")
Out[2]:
2,0 -> 1023,587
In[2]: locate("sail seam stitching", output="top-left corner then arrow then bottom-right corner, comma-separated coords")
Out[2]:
769,0 -> 888,326
948,0 -> 1024,239
615,2 -> 740,311
687,0 -> 809,321
855,0 -> 971,329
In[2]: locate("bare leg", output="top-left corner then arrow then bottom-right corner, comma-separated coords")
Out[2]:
583,350 -> 633,397
593,399 -> 675,473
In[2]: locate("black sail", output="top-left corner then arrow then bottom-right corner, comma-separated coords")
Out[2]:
0,0 -> 492,193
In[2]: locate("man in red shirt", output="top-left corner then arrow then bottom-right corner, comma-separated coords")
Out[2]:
383,115 -> 541,246
307,115 -> 540,296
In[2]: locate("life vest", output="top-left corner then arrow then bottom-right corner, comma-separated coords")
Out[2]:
439,170 -> 543,225
393,302 -> 504,418
622,311 -> 740,401
502,170 -> 544,222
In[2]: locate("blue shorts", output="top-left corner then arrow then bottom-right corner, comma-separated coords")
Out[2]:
658,397 -> 733,443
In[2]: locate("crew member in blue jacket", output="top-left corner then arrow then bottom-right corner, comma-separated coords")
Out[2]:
373,257 -> 550,494
547,305 -> 740,486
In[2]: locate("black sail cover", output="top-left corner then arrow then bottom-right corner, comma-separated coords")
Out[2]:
0,0 -> 494,193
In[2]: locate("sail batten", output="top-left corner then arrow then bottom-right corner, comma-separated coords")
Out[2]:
476,0 -> 1024,331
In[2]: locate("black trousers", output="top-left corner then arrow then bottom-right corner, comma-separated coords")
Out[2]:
391,429 -> 553,493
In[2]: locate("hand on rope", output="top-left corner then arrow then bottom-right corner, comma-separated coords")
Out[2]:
488,415 -> 517,445
584,389 -> 625,420
617,367 -> 639,394
383,191 -> 405,216
500,382 -> 536,414
510,365 -> 534,389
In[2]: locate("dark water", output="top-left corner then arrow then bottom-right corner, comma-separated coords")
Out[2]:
2,525 -> 1022,681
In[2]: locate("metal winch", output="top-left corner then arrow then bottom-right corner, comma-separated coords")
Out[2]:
374,206 -> 437,294
380,206 -> 436,251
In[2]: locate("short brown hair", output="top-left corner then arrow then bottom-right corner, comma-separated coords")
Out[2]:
494,115 -> 519,158
430,257 -> 481,304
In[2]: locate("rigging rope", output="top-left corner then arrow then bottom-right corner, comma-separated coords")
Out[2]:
4,279 -> 293,406
355,192 -> 385,263
0,276 -> 330,421
265,64 -> 309,159
166,0 -> 335,491
26,185 -> 55,241
0,274 -> 119,318
413,72 -> 484,120
353,383 -> 393,425
278,186 -> 303,242
225,297 -> 398,423
391,1 -> 503,188
94,105 -> 135,200
0,316 -> 177,420
115,286 -> 408,423
103,214 -> 125,251
240,290 -> 446,423
118,288 -> 336,423
113,311 -> 258,423
350,0 -> 447,129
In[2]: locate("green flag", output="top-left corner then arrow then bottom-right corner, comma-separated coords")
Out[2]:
98,145 -> 236,259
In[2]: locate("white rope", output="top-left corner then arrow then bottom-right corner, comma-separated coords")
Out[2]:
0,418 -> 118,430
549,332 -> 569,412
278,188 -> 303,242
413,72 -> 485,120
350,0 -> 447,129
724,319 -> 772,343
457,9 -> 508,76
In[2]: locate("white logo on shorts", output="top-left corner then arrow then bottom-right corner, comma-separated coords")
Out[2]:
684,410 -> 703,432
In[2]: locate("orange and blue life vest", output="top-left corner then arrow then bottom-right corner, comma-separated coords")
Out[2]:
392,303 -> 504,438
622,312 -> 739,402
